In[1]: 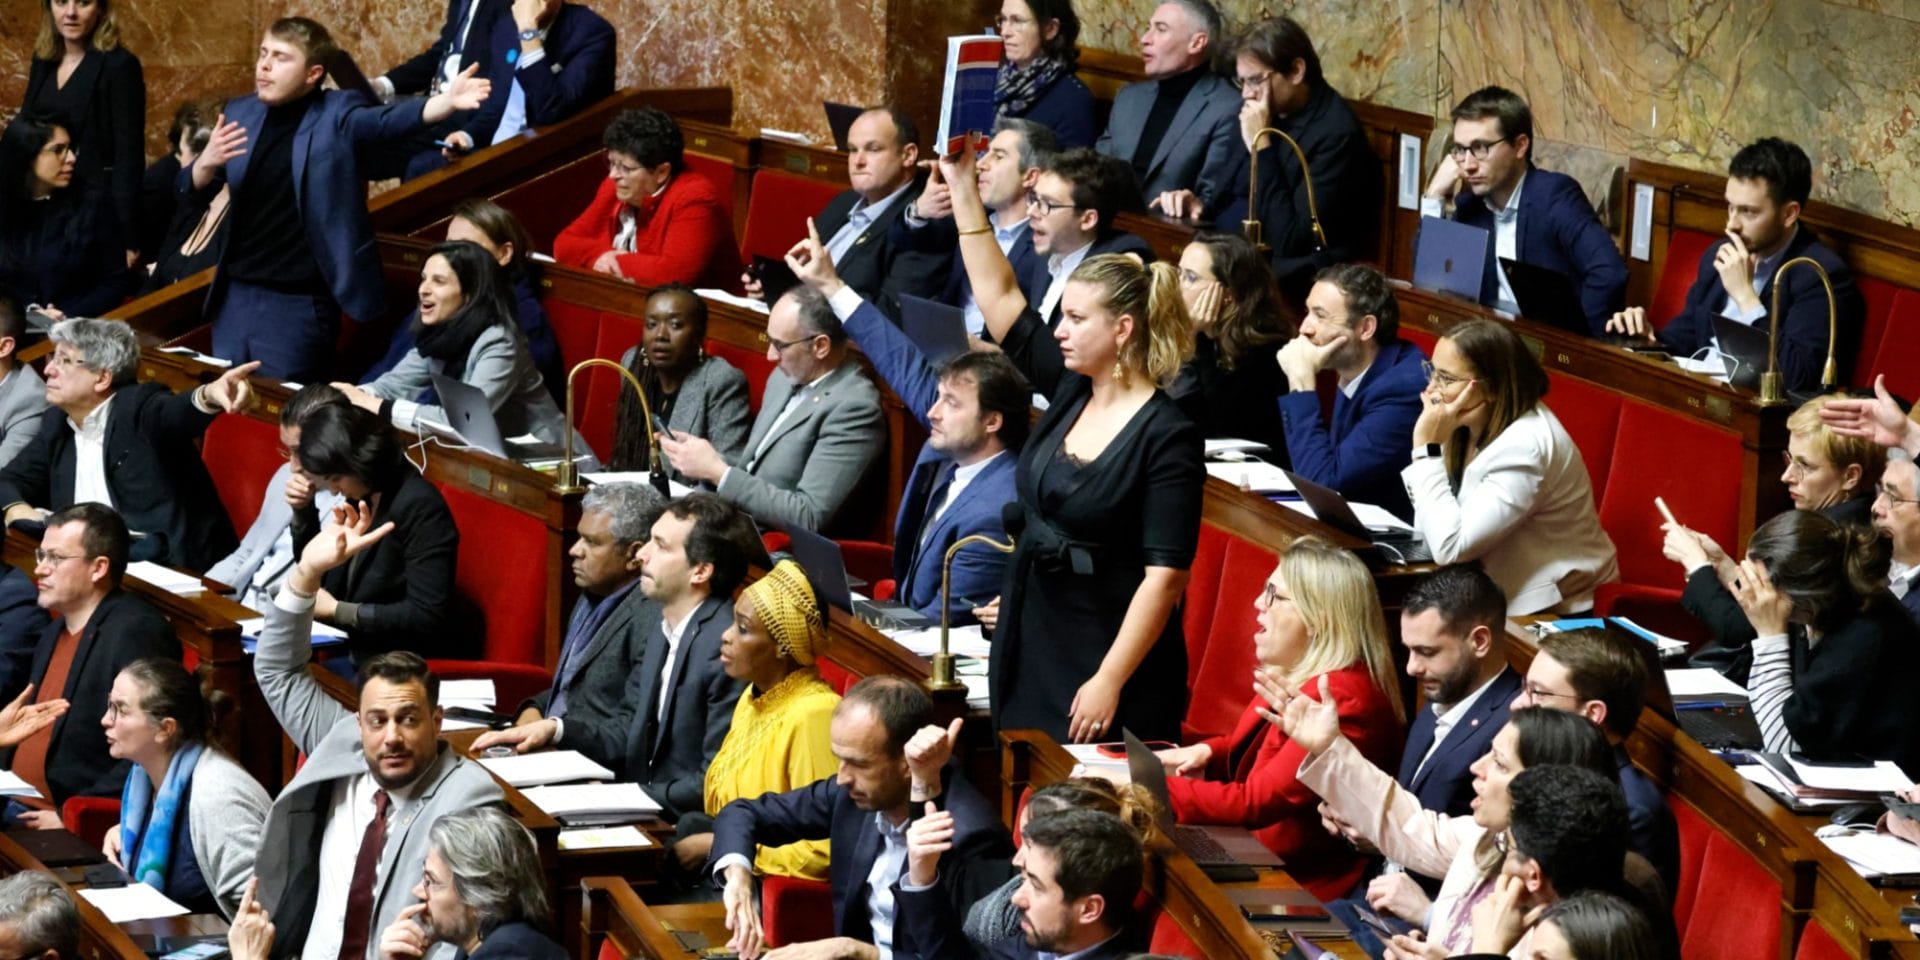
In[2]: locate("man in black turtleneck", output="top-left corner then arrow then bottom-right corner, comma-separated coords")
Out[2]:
1094,0 -> 1244,220
184,16 -> 490,383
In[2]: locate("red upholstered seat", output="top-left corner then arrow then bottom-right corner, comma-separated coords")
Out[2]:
1649,229 -> 1718,330
1181,527 -> 1274,743
433,483 -> 548,671
683,154 -> 740,224
201,414 -> 282,539
740,169 -> 845,265
1851,276 -> 1900,391
708,337 -> 777,415
1794,919 -> 1852,960
545,298 -> 607,383
492,151 -> 609,252
1147,907 -> 1201,957
578,312 -> 646,461
424,660 -> 554,720
836,540 -> 895,595
1596,400 -> 1743,618
60,796 -> 119,848
1668,796 -> 1711,937
817,658 -> 858,695
761,875 -> 836,948
596,939 -> 622,960
1399,326 -> 1439,356
1542,377 -> 1622,503
1680,831 -> 1783,960
1868,288 -> 1920,403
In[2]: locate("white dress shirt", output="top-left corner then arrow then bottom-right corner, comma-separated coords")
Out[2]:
302,773 -> 419,960
1414,670 -> 1501,777
1038,239 -> 1095,321
69,396 -> 115,508
655,608 -> 690,723
921,451 -> 1003,546
1890,559 -> 1917,601
963,214 -> 1030,335
865,811 -> 911,960
490,32 -> 550,145
826,182 -> 913,266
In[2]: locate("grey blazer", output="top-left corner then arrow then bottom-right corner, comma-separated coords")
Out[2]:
252,595 -> 503,960
522,582 -> 653,734
183,746 -> 271,919
715,363 -> 885,532
615,346 -> 752,479
1095,72 -> 1247,210
0,363 -> 47,469
366,322 -> 582,450
566,594 -> 741,819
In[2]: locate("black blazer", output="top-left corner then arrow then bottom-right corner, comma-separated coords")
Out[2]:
462,921 -> 567,959
1398,666 -> 1522,817
710,761 -> 1012,955
1020,231 -> 1157,330
26,47 -> 146,243
1249,82 -> 1380,301
520,582 -> 650,734
569,594 -> 741,819
0,589 -> 178,805
291,470 -> 458,658
0,383 -> 236,573
816,181 -> 951,320
0,183 -> 135,317
384,0 -> 514,96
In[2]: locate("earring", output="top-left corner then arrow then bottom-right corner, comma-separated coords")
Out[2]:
1112,360 -> 1128,386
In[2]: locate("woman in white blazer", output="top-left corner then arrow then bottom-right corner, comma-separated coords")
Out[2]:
1401,319 -> 1618,614
101,657 -> 269,919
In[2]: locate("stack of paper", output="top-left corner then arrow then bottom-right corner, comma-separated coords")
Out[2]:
698,289 -> 771,315
440,679 -> 497,710
888,624 -> 991,659
78,884 -> 190,922
558,826 -> 654,851
522,782 -> 663,822
1823,832 -> 1920,882
1665,668 -> 1748,699
1204,438 -> 1272,458
1785,758 -> 1912,800
127,562 -> 205,595
1205,461 -> 1294,494
237,616 -> 348,653
477,750 -> 615,787
1610,616 -> 1690,658
1064,743 -> 1129,781
0,769 -> 42,798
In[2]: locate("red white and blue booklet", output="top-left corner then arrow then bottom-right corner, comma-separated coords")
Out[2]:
936,35 -> 1005,156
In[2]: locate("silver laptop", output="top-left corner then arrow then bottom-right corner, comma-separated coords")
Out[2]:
425,374 -> 565,461
1123,729 -> 1285,869
1413,216 -> 1489,301
783,524 -> 932,630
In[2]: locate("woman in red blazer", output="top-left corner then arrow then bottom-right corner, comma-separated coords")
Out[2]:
1156,535 -> 1405,899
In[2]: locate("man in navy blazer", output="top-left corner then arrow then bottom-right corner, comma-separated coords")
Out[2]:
1420,87 -> 1626,335
1097,0 -> 1245,216
890,118 -> 1057,335
1874,453 -> 1920,625
363,0 -> 512,179
1608,138 -> 1864,393
1277,264 -> 1426,521
712,677 -> 1011,960
789,229 -> 1025,624
186,17 -> 490,381
1020,149 -> 1156,329
409,0 -> 616,179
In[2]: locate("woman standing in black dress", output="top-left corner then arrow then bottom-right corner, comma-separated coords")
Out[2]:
25,0 -> 146,262
938,148 -> 1205,744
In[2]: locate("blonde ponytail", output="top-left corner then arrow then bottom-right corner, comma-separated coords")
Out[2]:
1069,254 -> 1195,389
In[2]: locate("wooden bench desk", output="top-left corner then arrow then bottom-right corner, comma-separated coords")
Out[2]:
0,829 -> 226,959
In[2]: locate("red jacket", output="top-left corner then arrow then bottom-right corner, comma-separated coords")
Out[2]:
1164,661 -> 1403,900
553,169 -> 742,291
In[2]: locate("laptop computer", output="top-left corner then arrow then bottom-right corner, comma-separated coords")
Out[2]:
1500,257 -> 1588,334
898,294 -> 970,365
1123,729 -> 1286,871
426,374 -> 567,462
1281,471 -> 1432,565
824,101 -> 865,152
1710,315 -> 1772,391
1413,216 -> 1489,301
1601,620 -> 1763,750
783,524 -> 933,630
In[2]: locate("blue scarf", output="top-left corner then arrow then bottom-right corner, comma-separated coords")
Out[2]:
120,741 -> 203,890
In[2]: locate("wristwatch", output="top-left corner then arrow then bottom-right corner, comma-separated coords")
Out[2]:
519,28 -> 542,42
1410,443 -> 1443,462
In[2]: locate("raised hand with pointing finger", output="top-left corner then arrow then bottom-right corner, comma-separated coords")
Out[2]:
786,216 -> 846,299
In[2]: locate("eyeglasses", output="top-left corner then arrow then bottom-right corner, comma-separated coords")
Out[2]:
993,13 -> 1032,28
1177,267 -> 1207,287
607,156 -> 642,177
421,870 -> 451,894
1877,482 -> 1920,506
762,331 -> 825,353
1258,582 -> 1292,608
1446,138 -> 1512,162
44,351 -> 95,370
41,141 -> 74,159
1781,451 -> 1821,478
1025,190 -> 1079,216
1420,360 -> 1469,390
1231,71 -> 1273,91
1520,684 -> 1579,704
33,550 -> 86,567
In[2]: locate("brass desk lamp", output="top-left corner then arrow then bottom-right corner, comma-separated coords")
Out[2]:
554,358 -> 668,496
1242,126 -> 1327,254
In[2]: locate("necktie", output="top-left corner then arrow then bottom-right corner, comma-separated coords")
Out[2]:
917,463 -> 957,547
338,789 -> 391,960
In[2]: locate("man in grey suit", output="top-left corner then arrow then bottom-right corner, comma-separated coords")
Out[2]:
476,493 -> 763,822
251,503 -> 502,960
0,293 -> 47,470
1095,0 -> 1245,219
205,384 -> 347,610
506,482 -> 666,733
660,286 -> 886,534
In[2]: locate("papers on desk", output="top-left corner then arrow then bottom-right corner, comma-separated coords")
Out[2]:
1823,832 -> 1920,882
1675,355 -> 1731,382
126,561 -> 204,595
0,769 -> 43,798
1733,761 -> 1849,809
78,883 -> 190,922
1666,668 -> 1748,699
440,679 -> 497,710
582,473 -> 694,498
477,750 -> 615,787
1064,743 -> 1129,781
759,128 -> 814,145
698,288 -> 771,315
1205,461 -> 1294,494
1786,758 -> 1912,796
1277,497 -> 1414,533
522,782 -> 662,822
237,617 -> 348,654
886,623 -> 991,659
1204,438 -> 1272,457
559,825 -> 654,851
157,346 -> 232,369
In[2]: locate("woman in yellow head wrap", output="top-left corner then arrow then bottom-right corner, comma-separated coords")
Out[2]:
671,559 -> 841,883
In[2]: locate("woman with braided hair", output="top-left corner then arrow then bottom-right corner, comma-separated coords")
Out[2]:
670,559 -> 842,884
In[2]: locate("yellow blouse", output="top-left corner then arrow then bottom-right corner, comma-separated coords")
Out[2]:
704,668 -> 841,881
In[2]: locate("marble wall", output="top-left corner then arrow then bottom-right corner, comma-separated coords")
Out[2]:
4,0 -> 1917,226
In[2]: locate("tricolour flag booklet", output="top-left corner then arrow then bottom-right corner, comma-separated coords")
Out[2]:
936,35 -> 1004,155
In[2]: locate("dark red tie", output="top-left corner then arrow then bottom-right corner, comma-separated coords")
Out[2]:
338,788 -> 391,960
